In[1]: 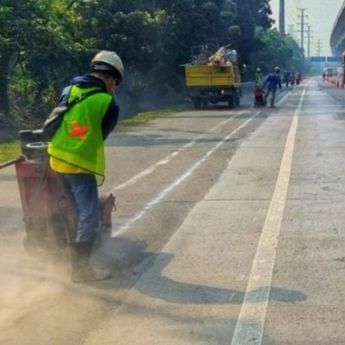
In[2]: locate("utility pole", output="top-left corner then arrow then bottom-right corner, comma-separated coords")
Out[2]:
307,25 -> 313,58
279,0 -> 285,35
297,8 -> 308,54
316,40 -> 322,56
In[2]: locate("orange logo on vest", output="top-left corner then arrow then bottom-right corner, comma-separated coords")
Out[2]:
69,121 -> 89,140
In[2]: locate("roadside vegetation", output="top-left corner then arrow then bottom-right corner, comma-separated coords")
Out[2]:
0,0 -> 307,142
0,105 -> 188,162
0,141 -> 21,163
118,105 -> 190,127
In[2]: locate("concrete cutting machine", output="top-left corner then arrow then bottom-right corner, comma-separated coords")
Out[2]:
0,129 -> 115,255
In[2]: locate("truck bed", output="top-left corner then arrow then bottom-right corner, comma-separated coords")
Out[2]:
184,64 -> 241,87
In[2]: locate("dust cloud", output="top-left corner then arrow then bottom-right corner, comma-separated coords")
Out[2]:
0,231 -> 116,345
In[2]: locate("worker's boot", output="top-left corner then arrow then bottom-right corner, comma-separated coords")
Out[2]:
70,243 -> 112,283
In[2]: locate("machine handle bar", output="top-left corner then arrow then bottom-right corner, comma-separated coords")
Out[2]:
0,155 -> 26,170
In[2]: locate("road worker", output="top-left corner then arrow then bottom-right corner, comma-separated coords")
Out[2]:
255,67 -> 263,86
264,66 -> 282,108
295,71 -> 302,85
283,71 -> 291,88
47,50 -> 124,283
254,67 -> 265,107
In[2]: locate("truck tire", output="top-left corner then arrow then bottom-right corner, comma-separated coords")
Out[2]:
228,96 -> 235,109
193,99 -> 201,109
201,100 -> 208,109
235,94 -> 240,106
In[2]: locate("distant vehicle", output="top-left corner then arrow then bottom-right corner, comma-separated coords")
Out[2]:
183,43 -> 242,109
290,73 -> 296,86
283,71 -> 291,88
323,67 -> 335,77
295,72 -> 302,85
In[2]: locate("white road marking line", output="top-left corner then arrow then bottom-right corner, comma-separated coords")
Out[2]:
276,91 -> 290,107
111,91 -> 290,193
110,91 -> 291,237
111,111 -> 261,237
230,86 -> 306,345
111,111 -> 247,192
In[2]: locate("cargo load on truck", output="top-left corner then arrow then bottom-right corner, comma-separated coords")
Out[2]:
183,43 -> 242,109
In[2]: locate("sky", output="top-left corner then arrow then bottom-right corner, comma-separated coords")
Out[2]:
270,0 -> 344,56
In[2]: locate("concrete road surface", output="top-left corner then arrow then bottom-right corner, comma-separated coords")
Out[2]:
1,78 -> 345,344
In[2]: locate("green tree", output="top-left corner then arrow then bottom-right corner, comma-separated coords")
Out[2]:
230,0 -> 273,65
0,0 -> 85,114
3,0 -> 307,124
255,29 -> 305,74
141,0 -> 237,98
0,1 -> 40,114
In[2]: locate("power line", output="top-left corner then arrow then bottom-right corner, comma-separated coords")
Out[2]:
307,25 -> 313,58
316,39 -> 322,56
297,8 -> 308,54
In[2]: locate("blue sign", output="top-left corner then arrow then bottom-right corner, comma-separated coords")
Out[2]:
309,56 -> 341,63
327,56 -> 341,62
310,56 -> 326,62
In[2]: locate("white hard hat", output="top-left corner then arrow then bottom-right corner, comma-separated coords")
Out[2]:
91,50 -> 124,81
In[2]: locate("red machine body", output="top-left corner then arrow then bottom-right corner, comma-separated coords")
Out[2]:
254,86 -> 266,107
15,158 -> 76,252
1,130 -> 116,254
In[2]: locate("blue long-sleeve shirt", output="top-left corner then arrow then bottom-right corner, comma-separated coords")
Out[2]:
264,72 -> 282,91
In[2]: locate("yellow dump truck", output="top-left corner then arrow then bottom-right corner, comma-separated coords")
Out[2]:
183,63 -> 242,109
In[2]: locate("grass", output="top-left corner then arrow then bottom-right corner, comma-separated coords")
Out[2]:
0,105 -> 189,162
0,141 -> 21,163
118,104 -> 189,127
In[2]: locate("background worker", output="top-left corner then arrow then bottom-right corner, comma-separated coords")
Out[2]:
255,67 -> 263,85
295,71 -> 302,85
254,67 -> 265,106
47,50 -> 124,283
264,66 -> 282,108
283,71 -> 291,88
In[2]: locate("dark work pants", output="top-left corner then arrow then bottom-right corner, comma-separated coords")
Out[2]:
59,173 -> 100,244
